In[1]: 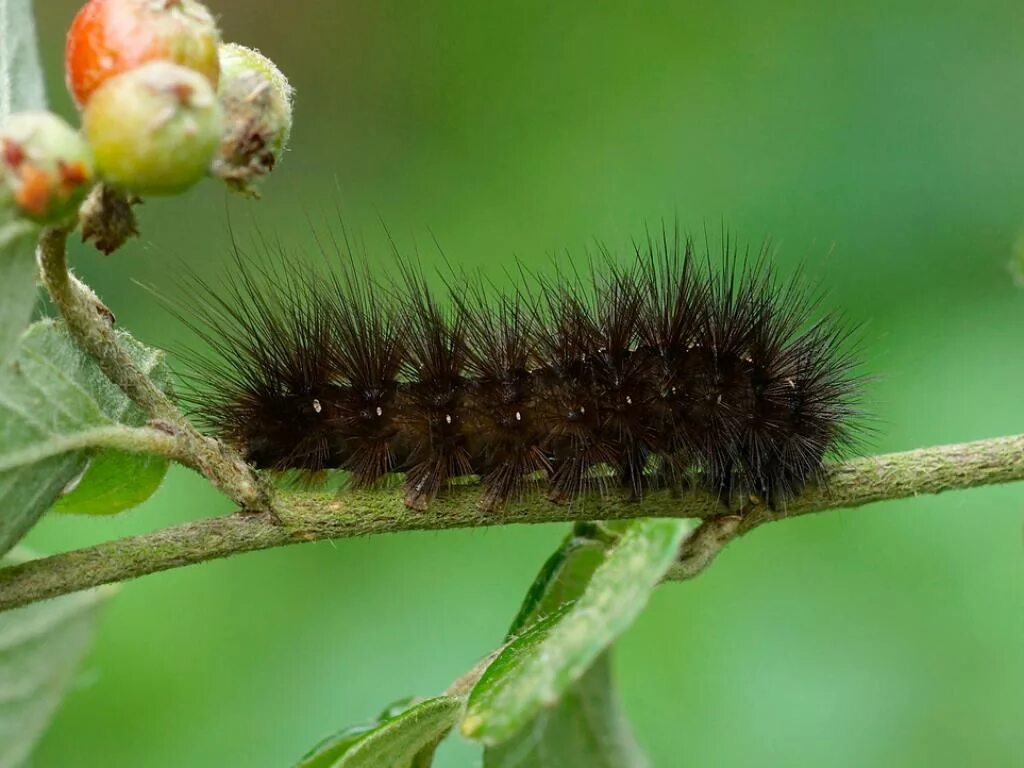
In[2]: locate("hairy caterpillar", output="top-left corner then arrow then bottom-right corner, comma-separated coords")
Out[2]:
175,226 -> 863,511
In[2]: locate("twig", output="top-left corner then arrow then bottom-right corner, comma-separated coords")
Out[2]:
664,515 -> 744,581
0,433 -> 1022,612
36,225 -> 269,512
0,425 -> 187,473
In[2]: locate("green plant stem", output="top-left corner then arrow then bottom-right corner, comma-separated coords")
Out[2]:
36,225 -> 269,512
0,433 -> 1022,612
0,425 -> 187,473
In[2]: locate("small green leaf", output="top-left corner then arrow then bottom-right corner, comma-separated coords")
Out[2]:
463,518 -> 691,745
0,222 -> 40,365
0,550 -> 114,768
52,449 -> 169,516
0,320 -> 170,554
296,696 -> 462,768
0,0 -> 47,120
485,524 -> 650,767
507,525 -> 609,637
297,724 -> 377,768
484,655 -> 649,768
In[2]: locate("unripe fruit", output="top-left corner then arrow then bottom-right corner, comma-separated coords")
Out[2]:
66,0 -> 220,108
212,44 -> 294,195
83,61 -> 222,196
0,111 -> 95,224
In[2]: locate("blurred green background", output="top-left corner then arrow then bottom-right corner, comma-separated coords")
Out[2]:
24,0 -> 1024,765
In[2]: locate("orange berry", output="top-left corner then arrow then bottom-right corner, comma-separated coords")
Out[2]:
15,165 -> 55,218
65,0 -> 220,108
0,111 -> 95,224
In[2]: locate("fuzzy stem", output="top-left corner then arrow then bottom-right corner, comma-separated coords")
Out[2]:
664,515 -> 743,581
0,433 -> 1022,612
36,226 -> 269,512
0,425 -> 187,473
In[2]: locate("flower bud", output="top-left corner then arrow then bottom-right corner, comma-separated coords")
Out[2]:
211,44 -> 294,195
83,61 -> 222,196
0,111 -> 95,224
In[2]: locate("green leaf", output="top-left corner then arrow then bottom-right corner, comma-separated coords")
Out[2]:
484,525 -> 650,767
506,525 -> 609,637
296,696 -> 462,768
297,724 -> 378,768
0,550 -> 114,768
484,655 -> 649,768
0,0 -> 47,120
0,320 -> 170,553
0,222 -> 40,365
463,518 -> 691,745
52,449 -> 169,516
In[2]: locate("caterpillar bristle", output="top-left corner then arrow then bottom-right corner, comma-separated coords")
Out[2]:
175,226 -> 865,511
395,264 -> 474,510
322,261 -> 405,487
457,286 -> 550,511
173,247 -> 343,475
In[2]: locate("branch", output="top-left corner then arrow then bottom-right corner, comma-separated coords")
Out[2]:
36,226 -> 269,512
1,433 -> 1022,612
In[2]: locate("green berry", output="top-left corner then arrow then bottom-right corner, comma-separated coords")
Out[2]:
211,43 -> 294,195
0,111 -> 95,224
83,61 -> 222,196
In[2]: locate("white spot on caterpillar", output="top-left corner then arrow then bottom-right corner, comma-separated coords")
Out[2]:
446,414 -> 452,424
376,406 -> 383,417
579,406 -> 586,415
625,396 -> 633,405
515,411 -> 522,421
312,399 -> 322,414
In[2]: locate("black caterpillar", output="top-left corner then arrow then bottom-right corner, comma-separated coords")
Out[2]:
177,227 -> 863,511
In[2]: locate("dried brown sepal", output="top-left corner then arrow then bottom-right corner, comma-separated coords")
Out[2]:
79,183 -> 141,255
